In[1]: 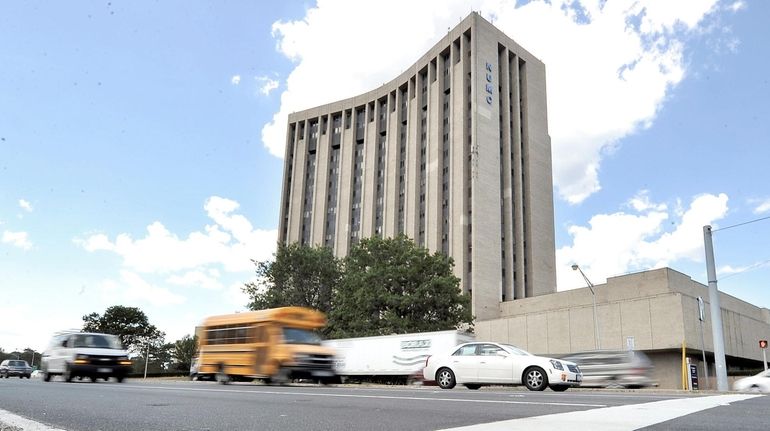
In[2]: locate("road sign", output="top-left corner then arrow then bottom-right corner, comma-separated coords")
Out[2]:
689,363 -> 699,390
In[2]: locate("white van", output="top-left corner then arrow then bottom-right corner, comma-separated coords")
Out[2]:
41,332 -> 133,383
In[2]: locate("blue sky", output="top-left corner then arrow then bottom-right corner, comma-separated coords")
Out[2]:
1,0 -> 768,353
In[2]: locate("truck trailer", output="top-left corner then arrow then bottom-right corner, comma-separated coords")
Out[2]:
322,330 -> 474,384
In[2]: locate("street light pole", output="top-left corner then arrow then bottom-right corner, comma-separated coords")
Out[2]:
572,264 -> 601,350
703,225 -> 728,392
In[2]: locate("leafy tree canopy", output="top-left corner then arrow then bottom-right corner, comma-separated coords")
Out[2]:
328,235 -> 473,338
172,334 -> 198,372
243,242 -> 342,315
82,305 -> 164,353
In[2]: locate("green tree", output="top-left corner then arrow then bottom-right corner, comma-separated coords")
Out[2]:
243,242 -> 342,315
328,235 -> 473,338
82,305 -> 165,353
172,334 -> 198,372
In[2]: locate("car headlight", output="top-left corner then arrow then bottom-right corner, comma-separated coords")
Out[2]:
118,356 -> 132,366
549,359 -> 564,370
74,354 -> 90,365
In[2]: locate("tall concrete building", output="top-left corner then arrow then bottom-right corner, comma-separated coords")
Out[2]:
278,13 -> 556,320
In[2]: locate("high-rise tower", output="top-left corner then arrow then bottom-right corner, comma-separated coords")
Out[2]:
278,13 -> 556,320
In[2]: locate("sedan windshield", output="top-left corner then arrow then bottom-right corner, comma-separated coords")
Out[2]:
282,328 -> 322,345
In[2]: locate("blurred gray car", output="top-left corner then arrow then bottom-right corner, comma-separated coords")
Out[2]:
0,359 -> 33,378
561,350 -> 655,388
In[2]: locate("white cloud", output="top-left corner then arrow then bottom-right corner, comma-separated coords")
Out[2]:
231,75 -> 241,85
76,196 -> 277,311
627,190 -> 667,212
728,1 -> 746,12
261,0 -> 729,203
557,192 -> 729,290
100,271 -> 186,306
18,199 -> 33,212
752,198 -> 770,215
256,76 -> 279,96
76,196 -> 277,273
167,270 -> 224,290
2,230 -> 32,250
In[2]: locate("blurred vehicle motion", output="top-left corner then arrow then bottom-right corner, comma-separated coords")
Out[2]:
732,369 -> 770,393
323,330 -> 474,384
40,332 -> 132,383
0,359 -> 33,378
561,350 -> 655,388
423,342 -> 582,391
193,307 -> 337,385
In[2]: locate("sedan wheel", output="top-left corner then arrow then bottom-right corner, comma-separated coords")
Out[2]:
436,368 -> 456,389
524,367 -> 548,391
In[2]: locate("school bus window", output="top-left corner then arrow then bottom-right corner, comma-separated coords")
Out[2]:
206,325 -> 250,345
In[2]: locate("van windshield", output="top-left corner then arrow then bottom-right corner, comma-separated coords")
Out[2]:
72,334 -> 123,349
282,328 -> 322,345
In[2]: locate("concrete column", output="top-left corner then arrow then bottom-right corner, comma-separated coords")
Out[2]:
312,115 -> 330,246
511,56 -> 526,300
288,121 -> 308,244
336,112 -> 355,256
427,58 -> 441,252
384,91 -> 399,238
362,103 -> 376,238
521,58 -> 557,296
499,48 -> 514,302
471,16 -> 503,320
405,77 -> 419,240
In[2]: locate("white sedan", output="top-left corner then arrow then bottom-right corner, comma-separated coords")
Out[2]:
732,369 -> 770,392
423,342 -> 582,391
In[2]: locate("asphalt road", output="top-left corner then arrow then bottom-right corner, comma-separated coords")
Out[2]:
0,378 -> 766,430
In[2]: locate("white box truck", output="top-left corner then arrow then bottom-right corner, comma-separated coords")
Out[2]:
322,330 -> 474,383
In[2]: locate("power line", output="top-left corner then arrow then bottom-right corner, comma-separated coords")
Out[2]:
719,258 -> 770,281
712,215 -> 770,233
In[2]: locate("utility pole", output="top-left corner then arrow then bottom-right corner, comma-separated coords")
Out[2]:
703,225 -> 728,392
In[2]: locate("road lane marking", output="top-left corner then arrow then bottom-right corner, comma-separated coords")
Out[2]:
0,408 -> 67,431
436,393 -> 762,430
117,385 -> 608,407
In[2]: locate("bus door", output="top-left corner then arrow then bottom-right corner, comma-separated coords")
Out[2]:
254,325 -> 269,375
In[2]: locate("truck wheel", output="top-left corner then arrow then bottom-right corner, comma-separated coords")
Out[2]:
436,368 -> 456,389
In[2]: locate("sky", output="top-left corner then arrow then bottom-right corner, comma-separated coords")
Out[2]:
1,0 -> 768,354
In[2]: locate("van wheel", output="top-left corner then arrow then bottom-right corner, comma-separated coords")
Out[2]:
116,376 -> 125,383
63,365 -> 73,383
43,371 -> 52,382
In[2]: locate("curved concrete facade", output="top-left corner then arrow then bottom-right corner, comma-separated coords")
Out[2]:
278,13 -> 557,320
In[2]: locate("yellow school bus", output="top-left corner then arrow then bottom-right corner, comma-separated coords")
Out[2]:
194,307 -> 337,384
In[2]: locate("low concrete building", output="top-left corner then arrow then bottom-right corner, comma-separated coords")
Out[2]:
475,267 -> 770,389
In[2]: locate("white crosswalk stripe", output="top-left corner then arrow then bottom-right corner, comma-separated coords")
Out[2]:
438,394 -> 762,431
